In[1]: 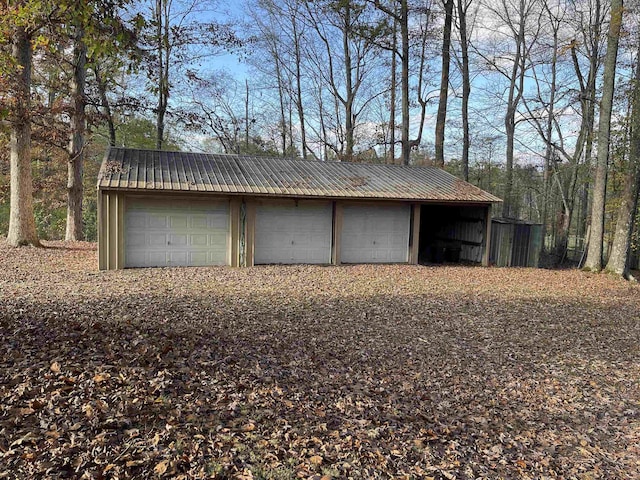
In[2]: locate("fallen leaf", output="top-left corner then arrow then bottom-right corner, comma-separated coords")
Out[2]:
93,373 -> 110,383
241,423 -> 256,432
154,460 -> 169,475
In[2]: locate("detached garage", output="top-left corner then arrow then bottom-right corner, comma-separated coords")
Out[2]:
97,148 -> 500,270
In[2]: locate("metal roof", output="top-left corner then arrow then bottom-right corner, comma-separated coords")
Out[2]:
97,147 -> 502,204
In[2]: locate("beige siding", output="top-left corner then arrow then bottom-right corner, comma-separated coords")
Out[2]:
98,191 -> 492,269
98,190 -> 125,270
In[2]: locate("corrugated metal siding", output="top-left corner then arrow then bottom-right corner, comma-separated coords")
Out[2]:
490,219 -> 542,267
98,148 -> 502,204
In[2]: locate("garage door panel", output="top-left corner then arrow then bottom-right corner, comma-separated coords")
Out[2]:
148,251 -> 168,265
127,233 -> 146,247
169,234 -> 188,246
168,251 -> 188,265
148,215 -> 168,228
149,234 -> 168,246
210,215 -> 229,229
341,205 -> 410,263
255,203 -> 332,264
189,252 -> 207,265
127,251 -> 147,267
390,233 -> 406,246
190,215 -> 208,229
125,198 -> 229,268
127,214 -> 146,228
170,216 -> 188,229
209,232 -> 228,245
191,234 -> 208,246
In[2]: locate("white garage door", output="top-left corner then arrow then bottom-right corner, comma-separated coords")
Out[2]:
255,203 -> 332,264
125,198 -> 229,268
341,204 -> 410,263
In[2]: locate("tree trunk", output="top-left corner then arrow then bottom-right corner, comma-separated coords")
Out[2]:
544,11 -> 559,256
7,26 -> 40,247
291,14 -> 308,159
343,2 -> 354,162
400,0 -> 410,165
434,0 -> 453,168
155,0 -> 169,150
94,65 -> 116,146
584,0 -> 623,271
388,14 -> 397,164
604,37 -> 640,277
457,0 -> 470,180
245,79 -> 250,150
66,26 -> 87,241
502,4 -> 523,218
274,54 -> 287,156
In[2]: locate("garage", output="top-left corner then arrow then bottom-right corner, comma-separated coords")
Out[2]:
254,202 -> 332,264
98,148 -> 500,270
124,197 -> 230,267
340,204 -> 411,263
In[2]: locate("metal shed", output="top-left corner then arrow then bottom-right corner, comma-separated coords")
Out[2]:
490,218 -> 543,267
97,148 -> 501,269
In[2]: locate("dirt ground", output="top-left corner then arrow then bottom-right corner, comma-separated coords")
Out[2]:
0,241 -> 638,479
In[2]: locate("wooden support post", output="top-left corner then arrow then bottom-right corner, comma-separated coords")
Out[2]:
229,198 -> 241,267
116,194 -> 124,269
245,200 -> 256,267
100,191 -> 124,270
332,201 -> 343,265
482,204 -> 492,267
98,189 -> 105,270
409,204 -> 421,264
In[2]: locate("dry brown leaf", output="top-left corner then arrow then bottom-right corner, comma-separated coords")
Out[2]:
241,423 -> 256,432
93,373 -> 110,383
154,460 -> 169,475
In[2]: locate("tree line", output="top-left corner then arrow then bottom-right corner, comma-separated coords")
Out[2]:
1,0 -> 639,278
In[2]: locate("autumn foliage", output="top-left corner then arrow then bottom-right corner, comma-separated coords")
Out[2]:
0,244 -> 638,478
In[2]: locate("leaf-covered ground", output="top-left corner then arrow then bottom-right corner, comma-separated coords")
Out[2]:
0,241 -> 638,480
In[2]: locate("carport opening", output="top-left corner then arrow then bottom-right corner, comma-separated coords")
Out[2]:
418,205 -> 486,264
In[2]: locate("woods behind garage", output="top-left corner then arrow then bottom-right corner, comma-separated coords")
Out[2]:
97,148 -> 501,270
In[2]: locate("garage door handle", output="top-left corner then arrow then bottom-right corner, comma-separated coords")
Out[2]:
291,240 -> 295,245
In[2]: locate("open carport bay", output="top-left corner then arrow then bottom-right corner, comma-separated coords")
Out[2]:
418,205 -> 488,264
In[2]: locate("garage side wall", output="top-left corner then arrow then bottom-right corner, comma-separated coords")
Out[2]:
98,190 -> 125,270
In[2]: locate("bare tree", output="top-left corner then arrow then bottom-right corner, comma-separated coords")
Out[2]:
605,34 -> 640,278
372,0 -> 437,165
302,0 -> 381,161
476,0 -> 542,217
434,0 -> 454,167
584,0 -> 623,271
455,0 -> 473,180
140,0 -> 240,150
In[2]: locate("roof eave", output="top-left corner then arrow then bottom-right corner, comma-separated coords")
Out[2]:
96,185 -> 501,204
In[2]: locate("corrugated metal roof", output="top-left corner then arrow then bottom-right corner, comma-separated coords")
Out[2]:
97,147 -> 502,204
